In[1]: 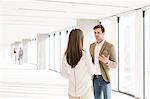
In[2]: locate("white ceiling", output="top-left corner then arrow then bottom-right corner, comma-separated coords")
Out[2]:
0,0 -> 150,45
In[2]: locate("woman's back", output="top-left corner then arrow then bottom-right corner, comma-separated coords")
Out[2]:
61,50 -> 94,96
61,28 -> 94,98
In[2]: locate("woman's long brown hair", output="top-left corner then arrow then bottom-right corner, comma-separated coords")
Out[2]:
65,29 -> 84,68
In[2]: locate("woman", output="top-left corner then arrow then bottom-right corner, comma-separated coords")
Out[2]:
61,29 -> 94,99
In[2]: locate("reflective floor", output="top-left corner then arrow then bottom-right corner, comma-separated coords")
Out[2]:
0,64 -> 136,99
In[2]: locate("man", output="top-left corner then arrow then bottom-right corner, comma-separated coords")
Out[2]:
13,48 -> 17,64
18,47 -> 23,64
89,24 -> 117,99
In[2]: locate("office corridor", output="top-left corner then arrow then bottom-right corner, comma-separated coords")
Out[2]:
0,64 -> 135,99
0,0 -> 150,99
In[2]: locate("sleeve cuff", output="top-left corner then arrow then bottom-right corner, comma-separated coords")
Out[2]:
106,60 -> 110,65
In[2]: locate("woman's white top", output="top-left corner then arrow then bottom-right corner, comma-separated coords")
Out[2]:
61,50 -> 95,97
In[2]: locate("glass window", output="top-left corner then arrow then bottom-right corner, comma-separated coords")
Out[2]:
119,14 -> 135,95
60,31 -> 67,67
49,33 -> 55,70
45,36 -> 50,68
145,9 -> 150,99
55,32 -> 61,72
27,40 -> 31,64
27,39 -> 37,65
32,39 -> 37,65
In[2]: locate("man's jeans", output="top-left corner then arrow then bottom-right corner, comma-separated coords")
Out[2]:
93,75 -> 111,99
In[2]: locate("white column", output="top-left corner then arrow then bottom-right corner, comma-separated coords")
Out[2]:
76,19 -> 99,49
22,39 -> 30,63
37,34 -> 49,70
134,9 -> 143,99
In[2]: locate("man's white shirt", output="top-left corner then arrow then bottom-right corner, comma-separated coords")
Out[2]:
94,40 -> 105,75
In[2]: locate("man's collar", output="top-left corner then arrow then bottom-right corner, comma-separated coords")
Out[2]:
95,39 -> 105,44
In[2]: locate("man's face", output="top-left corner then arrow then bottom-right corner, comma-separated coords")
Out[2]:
94,28 -> 104,42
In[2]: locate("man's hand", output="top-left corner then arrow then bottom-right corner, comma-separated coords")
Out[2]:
99,54 -> 110,64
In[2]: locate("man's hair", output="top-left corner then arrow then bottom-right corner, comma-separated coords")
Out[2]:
93,25 -> 105,33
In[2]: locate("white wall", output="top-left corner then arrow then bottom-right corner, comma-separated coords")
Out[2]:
0,44 -> 11,65
76,19 -> 99,50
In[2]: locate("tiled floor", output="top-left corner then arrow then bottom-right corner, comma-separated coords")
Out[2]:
0,64 -> 136,99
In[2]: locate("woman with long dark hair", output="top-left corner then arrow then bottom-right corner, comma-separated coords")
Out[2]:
61,29 -> 94,99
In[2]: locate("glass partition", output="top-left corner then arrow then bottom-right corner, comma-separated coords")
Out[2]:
119,14 -> 135,95
145,9 -> 150,99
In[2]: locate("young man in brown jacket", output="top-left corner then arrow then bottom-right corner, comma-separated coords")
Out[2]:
89,24 -> 117,99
